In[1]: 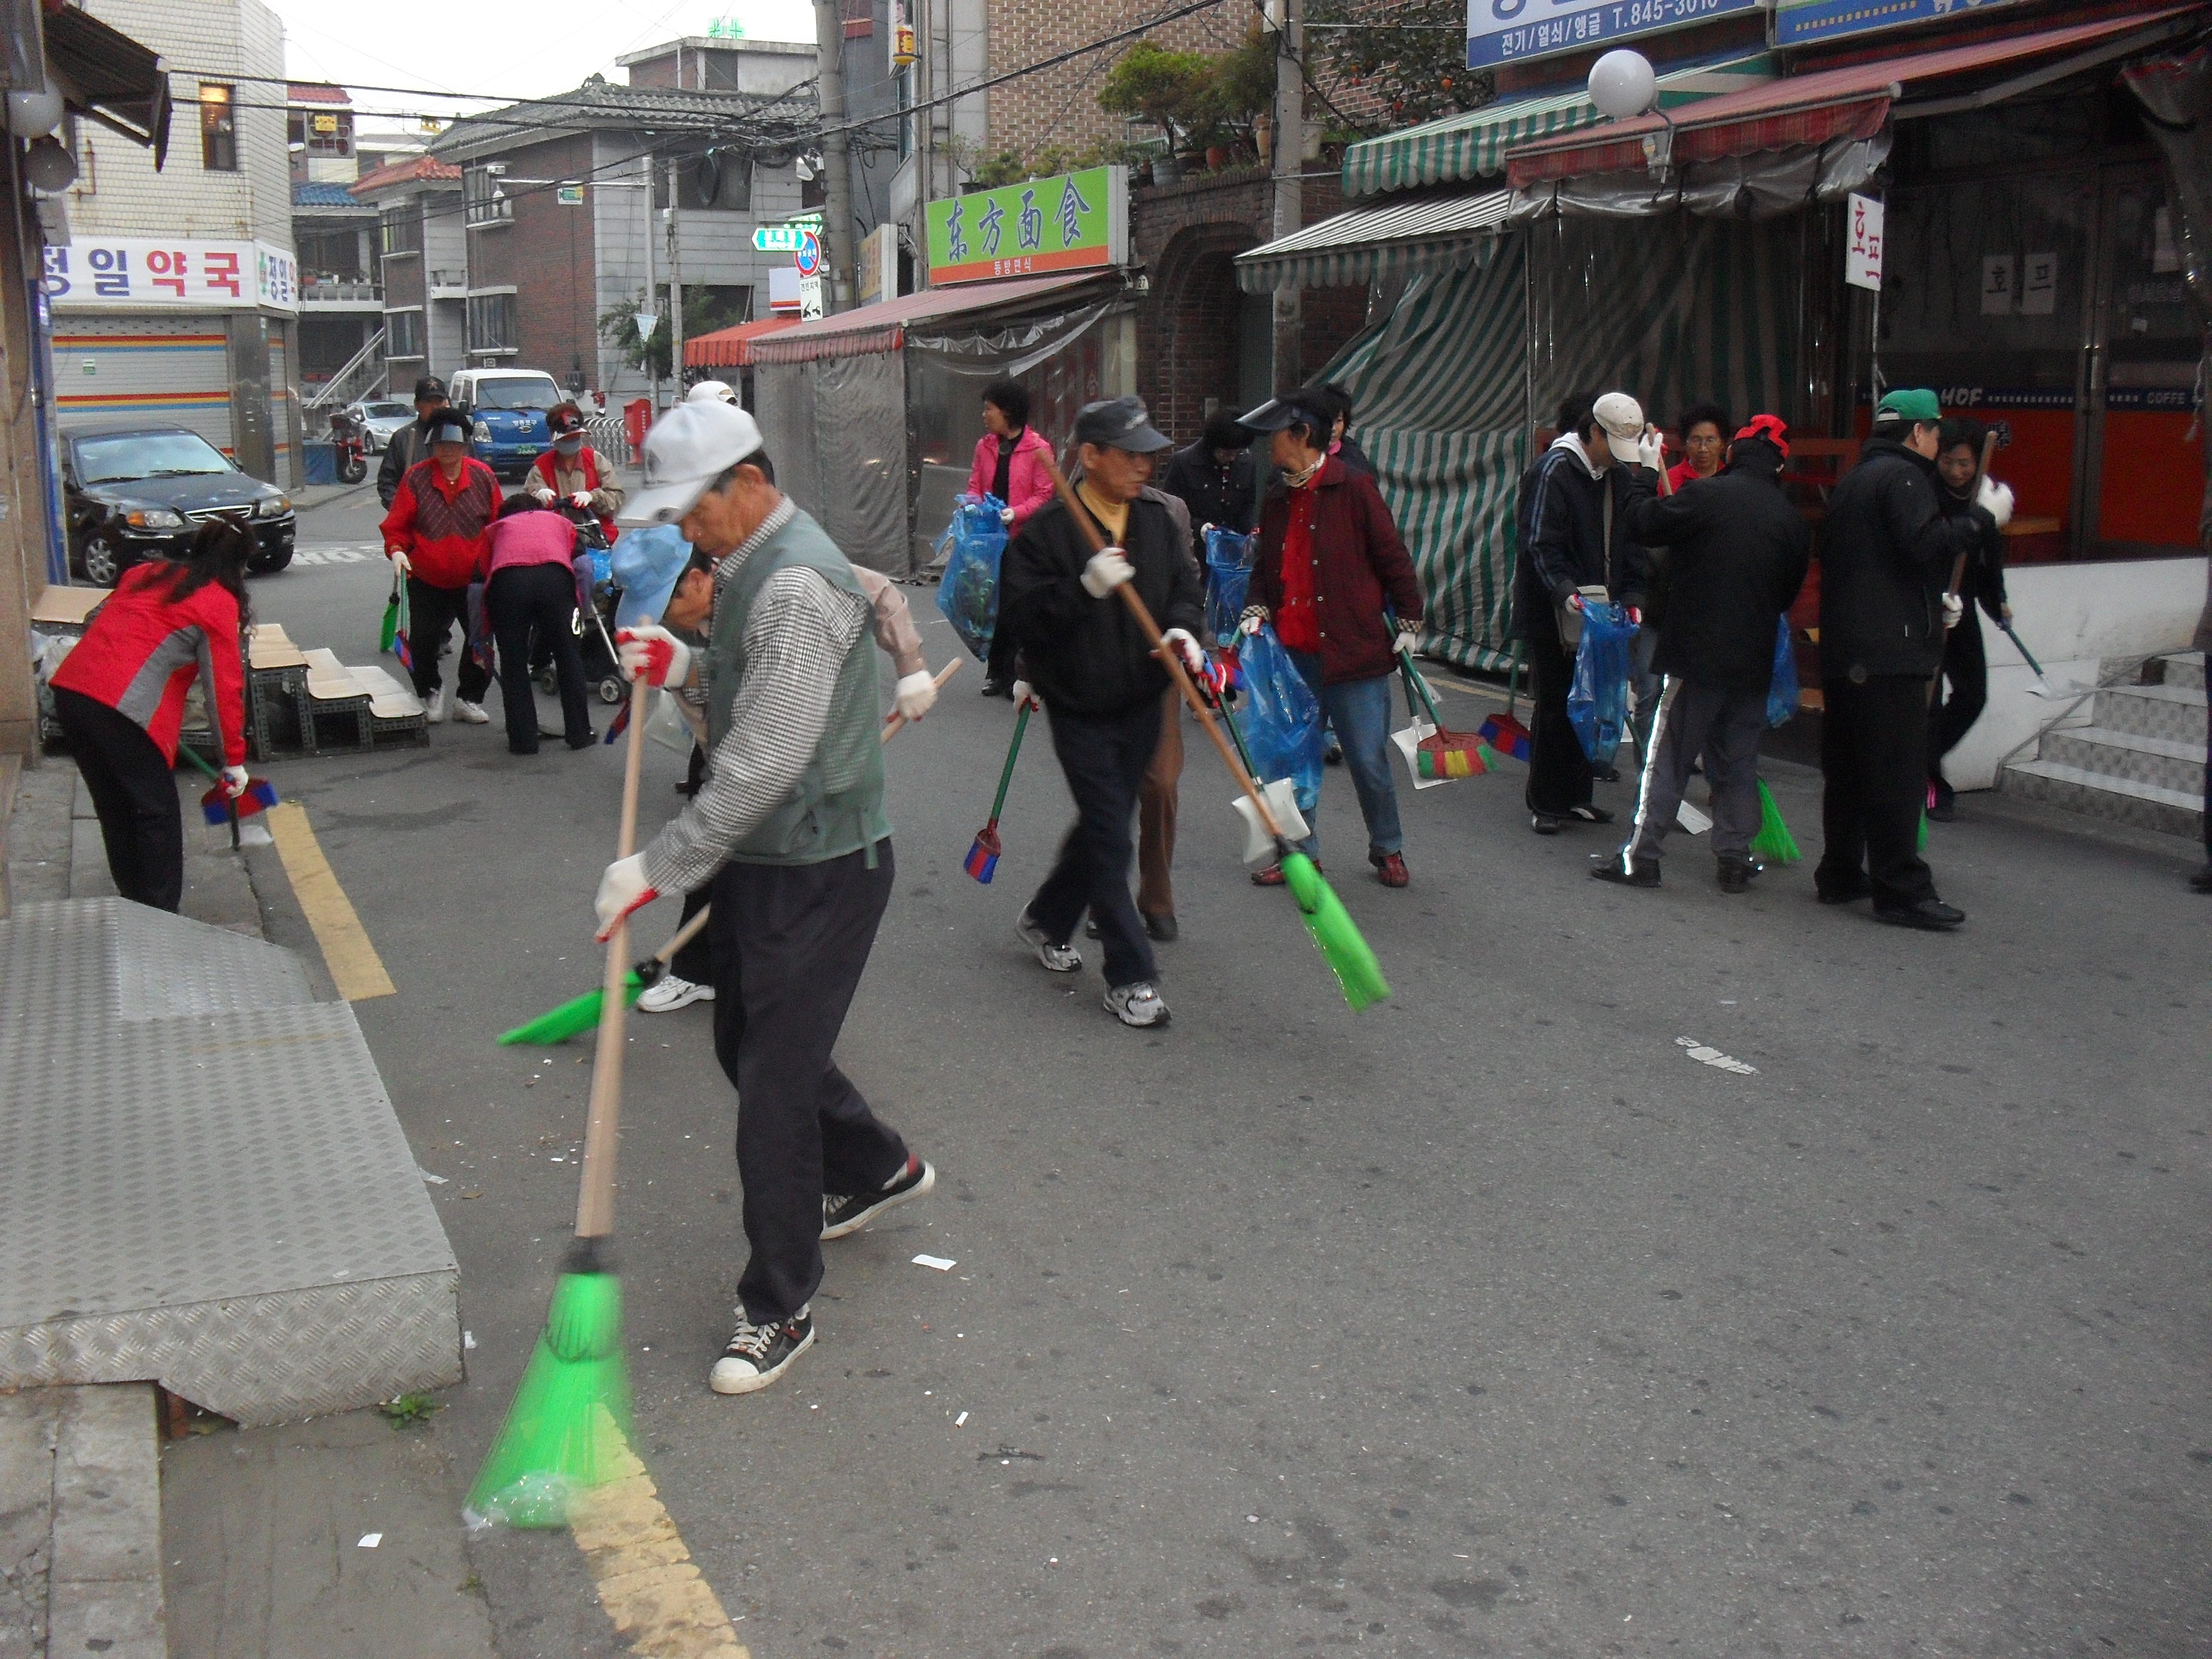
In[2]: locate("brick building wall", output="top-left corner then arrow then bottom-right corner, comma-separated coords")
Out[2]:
503,136 -> 598,385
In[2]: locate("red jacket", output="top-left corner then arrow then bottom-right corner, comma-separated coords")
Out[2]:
965,427 -> 1055,531
529,447 -> 619,545
49,561 -> 247,766
1250,457 -> 1424,685
380,457 -> 501,588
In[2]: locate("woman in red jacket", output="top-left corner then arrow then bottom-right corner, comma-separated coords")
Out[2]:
965,378 -> 1054,697
49,518 -> 255,912
1239,397 -> 1426,888
380,409 -> 500,724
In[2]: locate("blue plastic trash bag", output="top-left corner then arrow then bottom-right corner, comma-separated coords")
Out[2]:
1204,526 -> 1256,646
1238,624 -> 1323,814
1566,600 -> 1638,764
1765,615 -> 1800,728
934,492 -> 1008,661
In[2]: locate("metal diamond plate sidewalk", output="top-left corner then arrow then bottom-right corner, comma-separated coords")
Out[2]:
0,899 -> 461,1427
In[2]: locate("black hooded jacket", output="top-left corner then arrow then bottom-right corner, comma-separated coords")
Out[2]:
1622,440 -> 1809,694
1817,433 -> 1983,680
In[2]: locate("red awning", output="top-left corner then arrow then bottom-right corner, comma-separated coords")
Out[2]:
683,317 -> 799,369
747,271 -> 1125,365
1505,7 -> 2205,188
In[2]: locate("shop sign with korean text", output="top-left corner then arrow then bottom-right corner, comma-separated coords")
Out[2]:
1774,0 -> 2029,49
1465,0 -> 1762,72
925,166 -> 1127,287
42,238 -> 301,312
1845,193 -> 1883,291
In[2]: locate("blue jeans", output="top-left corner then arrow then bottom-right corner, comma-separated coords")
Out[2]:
1287,652 -> 1402,860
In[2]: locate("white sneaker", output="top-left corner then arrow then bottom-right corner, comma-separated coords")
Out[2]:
637,974 -> 713,1013
1103,980 -> 1169,1027
452,699 -> 491,724
426,685 -> 450,724
1015,910 -> 1081,973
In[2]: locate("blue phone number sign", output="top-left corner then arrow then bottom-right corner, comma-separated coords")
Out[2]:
1467,0 -> 1761,70
1774,0 -> 2027,48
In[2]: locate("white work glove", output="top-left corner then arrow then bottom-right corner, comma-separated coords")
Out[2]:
1976,475 -> 2014,529
387,548 -> 411,577
614,624 -> 691,688
1159,627 -> 1205,679
1238,604 -> 1268,637
529,483 -> 557,504
1393,622 -> 1421,658
1011,679 -> 1035,708
594,853 -> 659,942
894,669 -> 937,722
569,492 -> 593,512
1941,592 -> 1964,631
999,506 -> 1015,526
1631,427 -> 1666,472
1081,547 -> 1134,598
220,764 -> 250,800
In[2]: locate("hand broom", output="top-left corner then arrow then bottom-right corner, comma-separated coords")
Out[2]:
1479,640 -> 1532,762
965,690 -> 1034,883
1041,458 -> 1388,1011
176,743 -> 278,849
466,677 -> 649,1531
1397,648 -> 1499,779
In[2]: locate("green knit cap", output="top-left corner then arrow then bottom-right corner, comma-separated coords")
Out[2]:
1875,387 -> 1941,423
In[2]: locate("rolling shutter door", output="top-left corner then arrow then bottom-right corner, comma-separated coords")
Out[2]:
53,317 -> 235,457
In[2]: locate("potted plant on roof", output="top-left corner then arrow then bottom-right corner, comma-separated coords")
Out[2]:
1100,42 -> 1212,183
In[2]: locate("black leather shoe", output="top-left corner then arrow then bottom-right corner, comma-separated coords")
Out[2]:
1875,898 -> 1965,931
1566,803 -> 1614,825
1589,853 -> 1659,887
1716,856 -> 1754,894
979,677 -> 1013,699
1084,916 -> 1100,939
1143,911 -> 1179,942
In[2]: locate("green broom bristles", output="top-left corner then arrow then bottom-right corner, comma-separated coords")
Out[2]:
1917,809 -> 1929,853
464,1263 -> 631,1531
1279,852 -> 1390,1012
1750,778 -> 1801,865
1476,740 -> 1506,771
497,972 -> 644,1046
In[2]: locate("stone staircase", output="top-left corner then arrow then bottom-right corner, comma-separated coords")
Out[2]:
2000,650 -> 2205,839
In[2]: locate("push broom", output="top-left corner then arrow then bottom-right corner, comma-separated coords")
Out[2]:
466,677 -> 649,1531
176,743 -> 278,849
1479,642 -> 1532,763
1397,648 -> 1501,779
965,690 -> 1034,883
1041,458 -> 1388,1011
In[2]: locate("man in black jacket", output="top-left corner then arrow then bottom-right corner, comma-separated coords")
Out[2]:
1595,415 -> 1809,893
1510,390 -> 1654,833
1814,388 -> 1988,930
999,397 -> 1207,1028
1158,412 -> 1259,557
376,375 -> 451,509
1926,416 -> 2014,819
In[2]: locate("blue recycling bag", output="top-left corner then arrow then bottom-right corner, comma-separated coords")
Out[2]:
934,492 -> 1008,660
1765,615 -> 1800,728
1204,525 -> 1256,646
1566,600 -> 1638,764
1238,624 -> 1322,814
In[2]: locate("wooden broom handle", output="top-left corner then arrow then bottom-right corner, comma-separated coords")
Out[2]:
650,902 -> 711,967
879,657 -> 962,743
1039,456 -> 1284,840
575,674 -> 650,1239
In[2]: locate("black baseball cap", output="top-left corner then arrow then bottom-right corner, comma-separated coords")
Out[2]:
413,375 -> 447,403
1236,396 -> 1329,434
1073,396 -> 1171,454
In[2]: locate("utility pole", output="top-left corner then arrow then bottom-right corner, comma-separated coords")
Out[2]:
1270,0 -> 1303,394
642,152 -> 660,414
668,155 -> 685,390
815,0 -> 856,312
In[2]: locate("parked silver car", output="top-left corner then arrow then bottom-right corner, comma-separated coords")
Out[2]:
345,398 -> 415,452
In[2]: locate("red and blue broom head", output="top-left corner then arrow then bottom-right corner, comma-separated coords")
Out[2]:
964,822 -> 1002,884
199,778 -> 278,825
1478,710 -> 1532,763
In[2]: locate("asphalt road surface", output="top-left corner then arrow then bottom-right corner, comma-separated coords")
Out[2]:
252,486 -> 2212,1657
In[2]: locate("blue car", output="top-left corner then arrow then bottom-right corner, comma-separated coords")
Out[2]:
450,368 -> 565,481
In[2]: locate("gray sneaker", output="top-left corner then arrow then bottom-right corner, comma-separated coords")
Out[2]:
1103,980 -> 1168,1027
1016,910 -> 1081,973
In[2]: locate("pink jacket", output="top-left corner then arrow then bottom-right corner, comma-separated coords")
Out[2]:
965,426 -> 1056,531
482,508 -> 578,581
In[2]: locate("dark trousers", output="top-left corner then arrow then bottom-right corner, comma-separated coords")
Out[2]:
985,619 -> 1020,686
712,841 -> 909,1324
1818,674 -> 1939,911
1524,634 -> 1594,816
1622,677 -> 1766,865
487,563 -> 591,752
1027,698 -> 1162,990
53,686 -> 183,912
1928,611 -> 1988,791
404,575 -> 491,703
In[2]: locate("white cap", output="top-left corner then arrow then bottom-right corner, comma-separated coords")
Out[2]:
686,379 -> 738,406
1592,391 -> 1645,464
619,401 -> 766,526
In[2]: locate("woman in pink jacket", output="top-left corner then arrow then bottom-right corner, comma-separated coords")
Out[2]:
965,377 -> 1053,696
482,494 -> 594,754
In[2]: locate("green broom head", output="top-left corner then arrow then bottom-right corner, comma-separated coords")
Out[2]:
1749,779 -> 1801,866
379,597 -> 399,655
1278,852 -> 1390,1012
464,1254 -> 631,1532
497,971 -> 643,1046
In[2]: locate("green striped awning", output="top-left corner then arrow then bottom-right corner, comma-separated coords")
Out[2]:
1234,190 -> 1513,293
1341,55 -> 1777,197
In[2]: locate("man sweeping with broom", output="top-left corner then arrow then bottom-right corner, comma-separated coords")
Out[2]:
594,400 -> 934,1396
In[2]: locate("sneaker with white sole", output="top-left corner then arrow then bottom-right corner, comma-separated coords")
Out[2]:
1103,980 -> 1169,1027
708,1306 -> 813,1395
426,685 -> 450,724
636,974 -> 714,1013
1015,910 -> 1081,973
822,1155 -> 934,1239
452,699 -> 491,724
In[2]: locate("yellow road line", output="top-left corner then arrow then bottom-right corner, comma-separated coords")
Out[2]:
572,1435 -> 750,1658
263,802 -> 397,1000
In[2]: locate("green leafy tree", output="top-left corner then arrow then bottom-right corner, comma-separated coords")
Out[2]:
597,287 -> 751,382
1099,41 -> 1216,153
1206,36 -> 1278,143
1307,0 -> 1490,129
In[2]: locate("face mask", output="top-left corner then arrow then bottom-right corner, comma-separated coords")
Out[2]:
553,434 -> 585,455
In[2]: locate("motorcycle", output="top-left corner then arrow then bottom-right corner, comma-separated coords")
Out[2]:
329,408 -> 367,484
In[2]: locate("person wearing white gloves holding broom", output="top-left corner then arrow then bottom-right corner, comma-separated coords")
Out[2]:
593,400 -> 935,1398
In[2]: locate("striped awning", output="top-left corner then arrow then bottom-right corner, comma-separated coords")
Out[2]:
1235,190 -> 1514,292
1341,55 -> 1775,197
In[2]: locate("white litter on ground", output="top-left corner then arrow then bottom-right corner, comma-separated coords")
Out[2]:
913,1253 -> 956,1271
357,1533 -> 381,1549
955,1411 -> 969,1426
1677,1036 -> 1757,1074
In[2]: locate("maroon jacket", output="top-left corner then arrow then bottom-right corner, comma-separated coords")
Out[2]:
1250,457 -> 1424,685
